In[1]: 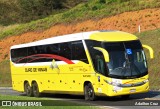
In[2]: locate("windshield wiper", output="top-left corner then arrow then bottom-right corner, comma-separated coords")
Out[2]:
121,52 -> 131,77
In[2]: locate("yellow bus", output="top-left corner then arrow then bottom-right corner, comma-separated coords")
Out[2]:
10,30 -> 154,100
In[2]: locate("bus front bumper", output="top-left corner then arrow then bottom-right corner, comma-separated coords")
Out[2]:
96,81 -> 149,97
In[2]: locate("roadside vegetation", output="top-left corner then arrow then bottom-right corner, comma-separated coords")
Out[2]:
0,60 -> 11,87
0,28 -> 160,90
0,0 -> 160,39
0,0 -> 85,25
136,29 -> 160,90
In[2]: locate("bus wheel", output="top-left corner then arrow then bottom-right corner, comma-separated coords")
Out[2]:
24,82 -> 33,97
84,83 -> 96,101
32,82 -> 41,97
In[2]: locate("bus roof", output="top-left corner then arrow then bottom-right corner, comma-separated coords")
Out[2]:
90,31 -> 138,42
11,30 -> 138,49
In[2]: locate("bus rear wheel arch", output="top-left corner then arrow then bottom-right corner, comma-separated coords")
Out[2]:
84,82 -> 96,101
32,81 -> 41,97
24,81 -> 33,97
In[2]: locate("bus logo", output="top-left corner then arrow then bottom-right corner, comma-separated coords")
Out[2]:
50,59 -> 59,70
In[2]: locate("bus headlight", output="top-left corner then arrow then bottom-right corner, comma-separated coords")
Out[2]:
104,79 -> 149,87
104,80 -> 121,86
143,79 -> 149,83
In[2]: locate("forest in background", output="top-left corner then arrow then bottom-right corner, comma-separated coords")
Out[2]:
0,0 -> 87,25
0,0 -> 147,26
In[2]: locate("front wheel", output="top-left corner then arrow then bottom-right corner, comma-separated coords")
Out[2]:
84,83 -> 96,101
32,82 -> 41,97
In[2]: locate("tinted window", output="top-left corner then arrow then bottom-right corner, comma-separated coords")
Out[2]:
72,41 -> 88,63
85,40 -> 108,75
125,40 -> 142,50
27,44 -> 60,63
11,47 -> 28,63
59,42 -> 71,60
11,40 -> 88,64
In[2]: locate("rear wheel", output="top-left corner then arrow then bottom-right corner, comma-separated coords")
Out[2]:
84,83 -> 96,101
24,82 -> 33,97
32,82 -> 41,97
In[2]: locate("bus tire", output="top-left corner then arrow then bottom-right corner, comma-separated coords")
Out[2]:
84,83 -> 96,101
24,82 -> 33,97
32,82 -> 41,97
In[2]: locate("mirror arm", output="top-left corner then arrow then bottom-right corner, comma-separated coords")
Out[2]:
142,44 -> 154,59
93,47 -> 109,62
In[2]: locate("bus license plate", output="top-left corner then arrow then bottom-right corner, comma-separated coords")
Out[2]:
130,89 -> 136,93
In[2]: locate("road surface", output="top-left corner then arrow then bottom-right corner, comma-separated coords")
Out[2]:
0,87 -> 160,109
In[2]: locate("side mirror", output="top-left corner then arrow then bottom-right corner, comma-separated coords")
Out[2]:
142,44 -> 154,59
93,47 -> 109,62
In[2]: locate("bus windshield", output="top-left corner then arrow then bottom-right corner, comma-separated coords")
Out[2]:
104,40 -> 148,79
85,40 -> 148,79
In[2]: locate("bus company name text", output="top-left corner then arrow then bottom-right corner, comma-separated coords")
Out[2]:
25,68 -> 47,72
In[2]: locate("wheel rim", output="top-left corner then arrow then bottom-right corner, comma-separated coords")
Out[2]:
25,83 -> 31,96
84,83 -> 95,100
33,84 -> 37,95
26,85 -> 30,94
88,87 -> 93,98
33,83 -> 39,97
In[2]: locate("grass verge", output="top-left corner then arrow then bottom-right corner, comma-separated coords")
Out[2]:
0,95 -> 97,109
136,28 -> 160,90
0,60 -> 11,87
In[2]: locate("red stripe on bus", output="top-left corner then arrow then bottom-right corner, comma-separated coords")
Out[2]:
16,54 -> 75,64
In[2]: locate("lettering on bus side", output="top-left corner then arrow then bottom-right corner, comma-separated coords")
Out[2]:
25,68 -> 33,72
25,68 -> 47,72
83,75 -> 91,77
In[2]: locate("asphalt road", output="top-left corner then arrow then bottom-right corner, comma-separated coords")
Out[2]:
0,87 -> 160,109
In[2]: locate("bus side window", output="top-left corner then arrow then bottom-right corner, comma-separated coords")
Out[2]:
59,42 -> 71,60
48,44 -> 59,54
85,40 -> 108,75
11,47 -> 28,63
91,48 -> 107,76
71,41 -> 88,64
